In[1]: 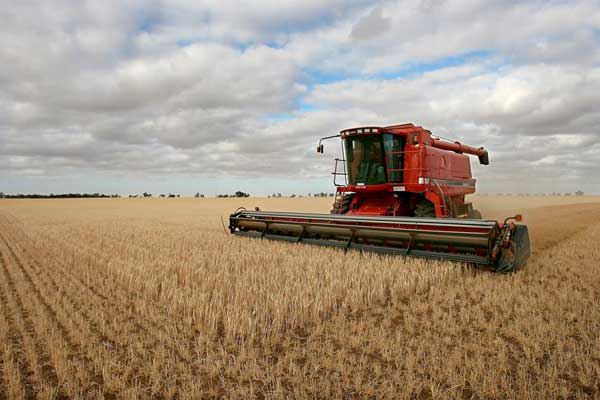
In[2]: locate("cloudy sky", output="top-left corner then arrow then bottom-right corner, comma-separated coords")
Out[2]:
1,0 -> 599,196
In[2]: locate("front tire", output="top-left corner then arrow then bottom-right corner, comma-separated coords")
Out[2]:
331,193 -> 355,214
414,201 -> 435,218
468,209 -> 482,219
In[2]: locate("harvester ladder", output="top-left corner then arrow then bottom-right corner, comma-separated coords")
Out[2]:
332,158 -> 347,186
431,179 -> 449,217
332,157 -> 349,214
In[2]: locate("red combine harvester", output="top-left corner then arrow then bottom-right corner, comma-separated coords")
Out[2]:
230,123 -> 530,273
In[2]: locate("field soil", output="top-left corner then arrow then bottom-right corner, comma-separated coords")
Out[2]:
0,196 -> 599,399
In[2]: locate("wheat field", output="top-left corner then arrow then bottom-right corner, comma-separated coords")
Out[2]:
0,195 -> 599,399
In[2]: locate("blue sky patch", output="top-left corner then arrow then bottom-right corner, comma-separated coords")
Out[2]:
302,50 -> 493,86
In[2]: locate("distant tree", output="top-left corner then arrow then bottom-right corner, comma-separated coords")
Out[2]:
0,192 -> 4,199
143,192 -> 152,198
168,193 -> 176,198
329,193 -> 334,197
575,190 -> 584,196
235,191 -> 250,198
564,192 -> 571,196
290,194 -> 296,198
195,192 -> 200,198
277,193 -> 282,198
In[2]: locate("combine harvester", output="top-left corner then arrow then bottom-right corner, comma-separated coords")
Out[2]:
230,123 -> 530,273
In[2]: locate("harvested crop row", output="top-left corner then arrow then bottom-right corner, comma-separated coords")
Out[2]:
0,252 -> 29,400
0,235 -> 63,399
0,221 -> 96,398
0,206 -> 462,398
0,216 -> 194,398
19,213 -> 460,341
0,197 -> 599,399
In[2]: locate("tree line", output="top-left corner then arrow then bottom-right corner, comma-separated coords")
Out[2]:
479,191 -> 585,197
216,191 -> 250,198
0,192 -> 120,199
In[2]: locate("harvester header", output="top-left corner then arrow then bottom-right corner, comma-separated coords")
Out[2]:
231,122 -> 530,273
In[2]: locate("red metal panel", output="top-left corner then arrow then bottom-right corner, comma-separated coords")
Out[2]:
256,214 -> 494,235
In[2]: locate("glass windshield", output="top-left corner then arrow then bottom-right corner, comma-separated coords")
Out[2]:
344,135 -> 386,185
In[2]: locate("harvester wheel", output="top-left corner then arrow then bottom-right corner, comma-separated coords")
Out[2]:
414,201 -> 435,218
495,242 -> 516,274
331,193 -> 355,214
468,209 -> 482,219
495,225 -> 530,273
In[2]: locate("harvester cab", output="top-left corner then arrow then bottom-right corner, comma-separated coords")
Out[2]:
319,123 -> 488,219
230,123 -> 530,273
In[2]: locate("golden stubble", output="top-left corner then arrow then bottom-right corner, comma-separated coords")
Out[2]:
0,195 -> 598,399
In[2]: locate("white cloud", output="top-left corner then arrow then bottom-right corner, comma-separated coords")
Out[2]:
0,0 -> 599,194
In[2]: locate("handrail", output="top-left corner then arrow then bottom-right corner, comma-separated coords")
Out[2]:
431,178 -> 448,216
387,167 -> 421,172
387,150 -> 421,155
333,158 -> 348,186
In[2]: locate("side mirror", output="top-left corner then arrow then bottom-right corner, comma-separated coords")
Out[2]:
317,144 -> 324,153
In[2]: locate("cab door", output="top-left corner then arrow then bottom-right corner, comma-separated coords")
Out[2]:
383,134 -> 405,183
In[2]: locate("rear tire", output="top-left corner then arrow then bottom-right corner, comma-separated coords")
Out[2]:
495,242 -> 516,273
331,193 -> 355,214
494,225 -> 530,273
414,201 -> 435,218
468,209 -> 482,219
